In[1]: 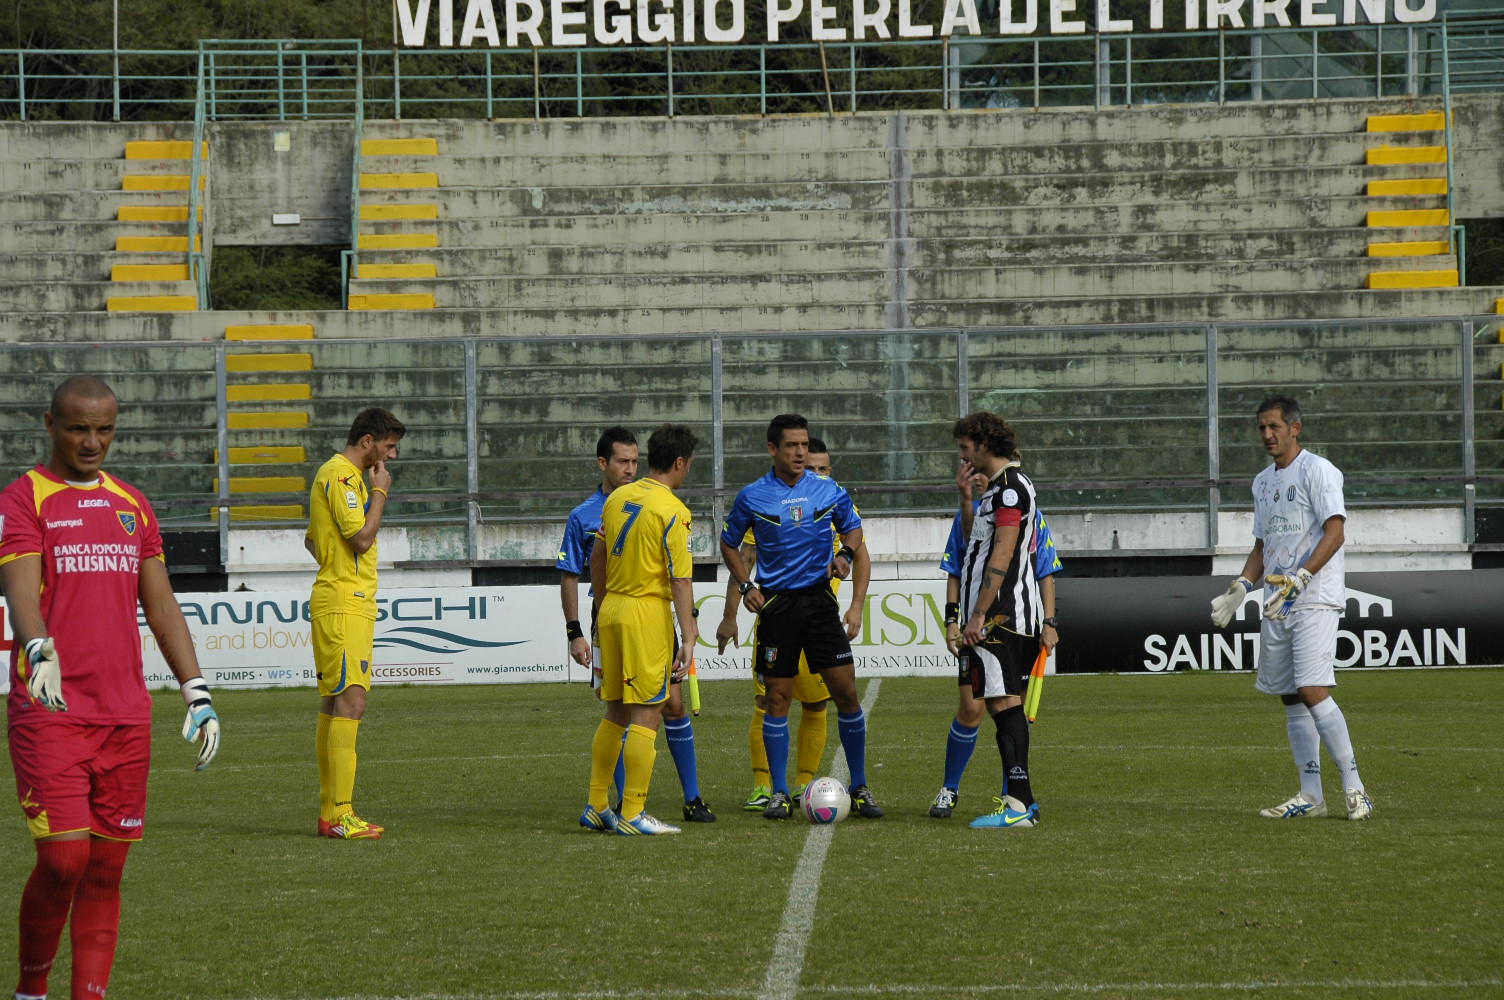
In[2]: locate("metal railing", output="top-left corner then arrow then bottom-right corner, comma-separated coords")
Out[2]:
4,15 -> 1503,122
340,42 -> 366,308
1,317 -> 1500,565
188,49 -> 209,308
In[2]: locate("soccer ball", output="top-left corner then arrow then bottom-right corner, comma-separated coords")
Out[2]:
802,776 -> 850,824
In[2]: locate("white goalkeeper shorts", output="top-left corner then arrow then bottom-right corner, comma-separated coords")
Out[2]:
1256,608 -> 1339,695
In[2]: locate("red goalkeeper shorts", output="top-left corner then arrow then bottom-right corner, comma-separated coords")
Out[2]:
9,720 -> 151,841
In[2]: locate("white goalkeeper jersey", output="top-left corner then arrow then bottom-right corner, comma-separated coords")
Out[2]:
1252,449 -> 1346,611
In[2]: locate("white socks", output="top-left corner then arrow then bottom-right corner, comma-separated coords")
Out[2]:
1309,697 -> 1364,794
1285,702 -> 1324,802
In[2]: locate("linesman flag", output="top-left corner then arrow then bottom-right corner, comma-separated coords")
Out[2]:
1023,647 -> 1049,723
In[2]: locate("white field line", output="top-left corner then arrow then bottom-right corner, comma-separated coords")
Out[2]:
224,975 -> 1504,1000
161,738 -> 1504,778
761,677 -> 883,1000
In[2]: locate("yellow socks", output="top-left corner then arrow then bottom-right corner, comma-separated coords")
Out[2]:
317,712 -> 334,821
749,706 -> 770,787
796,705 -> 829,788
620,724 -> 658,820
589,720 -> 627,811
327,716 -> 360,818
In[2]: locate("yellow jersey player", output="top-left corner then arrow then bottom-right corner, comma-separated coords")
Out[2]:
306,407 -> 405,840
580,425 -> 700,836
559,427 -> 714,822
716,437 -> 869,809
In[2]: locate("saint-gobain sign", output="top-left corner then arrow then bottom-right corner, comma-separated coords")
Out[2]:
1054,570 -> 1504,674
393,0 -> 1440,49
0,571 -> 1496,691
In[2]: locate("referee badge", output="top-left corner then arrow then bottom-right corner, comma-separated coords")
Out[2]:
116,511 -> 137,536
790,505 -> 804,524
764,646 -> 778,665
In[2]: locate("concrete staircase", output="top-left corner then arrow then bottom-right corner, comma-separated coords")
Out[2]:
350,135 -> 441,312
216,323 -> 317,521
0,125 -> 205,315
1362,110 -> 1459,291
107,139 -> 203,312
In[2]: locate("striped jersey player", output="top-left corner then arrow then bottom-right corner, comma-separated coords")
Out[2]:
952,411 -> 1044,829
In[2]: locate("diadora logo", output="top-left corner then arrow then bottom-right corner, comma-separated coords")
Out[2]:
78,498 -> 110,508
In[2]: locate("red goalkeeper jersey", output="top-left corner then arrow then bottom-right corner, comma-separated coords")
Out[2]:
0,466 -> 163,726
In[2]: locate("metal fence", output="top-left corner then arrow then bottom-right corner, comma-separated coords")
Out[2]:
3,13 -> 1503,122
1,317 -> 1500,565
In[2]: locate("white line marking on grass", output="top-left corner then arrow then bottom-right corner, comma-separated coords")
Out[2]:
760,678 -> 882,1000
224,976 -> 1504,1000
796,979 -> 1504,995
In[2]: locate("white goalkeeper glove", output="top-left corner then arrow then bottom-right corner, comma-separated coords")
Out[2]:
23,638 -> 67,712
180,677 -> 220,770
1209,578 -> 1255,629
1263,568 -> 1313,621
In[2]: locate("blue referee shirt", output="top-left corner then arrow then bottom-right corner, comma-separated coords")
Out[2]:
722,468 -> 860,591
556,488 -> 609,575
940,504 -> 1062,580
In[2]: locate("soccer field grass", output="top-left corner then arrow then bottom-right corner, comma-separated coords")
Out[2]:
2,669 -> 1501,1000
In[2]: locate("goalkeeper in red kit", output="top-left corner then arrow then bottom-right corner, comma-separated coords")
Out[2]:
0,376 -> 221,1000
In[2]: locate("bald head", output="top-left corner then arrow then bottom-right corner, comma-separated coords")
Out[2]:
50,375 -> 117,419
45,376 -> 119,481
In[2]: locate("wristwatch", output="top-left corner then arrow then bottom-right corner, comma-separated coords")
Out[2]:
738,580 -> 755,596
1042,617 -> 1059,628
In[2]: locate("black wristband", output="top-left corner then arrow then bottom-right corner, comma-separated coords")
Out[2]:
837,545 -> 856,564
944,601 -> 959,625
1042,617 -> 1059,629
565,620 -> 585,642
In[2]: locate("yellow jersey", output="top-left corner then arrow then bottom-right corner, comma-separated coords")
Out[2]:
595,477 -> 692,601
307,453 -> 379,619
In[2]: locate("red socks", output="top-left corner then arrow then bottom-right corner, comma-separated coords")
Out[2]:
15,838 -> 130,1000
16,839 -> 89,997
70,839 -> 129,999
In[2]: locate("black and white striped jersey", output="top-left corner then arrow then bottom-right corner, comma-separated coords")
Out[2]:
959,463 -> 1041,638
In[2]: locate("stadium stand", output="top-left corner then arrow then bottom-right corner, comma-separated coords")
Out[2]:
1,89 -> 1501,543
337,97 -> 1504,331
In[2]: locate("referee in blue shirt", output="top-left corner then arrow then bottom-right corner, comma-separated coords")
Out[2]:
721,414 -> 882,819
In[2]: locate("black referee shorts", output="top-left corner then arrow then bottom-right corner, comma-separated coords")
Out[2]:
753,587 -> 854,678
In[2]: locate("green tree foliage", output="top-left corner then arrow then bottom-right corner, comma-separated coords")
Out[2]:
210,245 -> 342,310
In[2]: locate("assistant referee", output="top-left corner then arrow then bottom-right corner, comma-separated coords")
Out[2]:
720,413 -> 883,819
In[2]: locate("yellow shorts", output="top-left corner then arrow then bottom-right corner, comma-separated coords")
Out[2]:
597,594 -> 673,706
312,613 -> 375,697
753,652 -> 831,704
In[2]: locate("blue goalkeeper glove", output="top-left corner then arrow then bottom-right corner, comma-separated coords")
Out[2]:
23,638 -> 67,712
1263,568 -> 1313,621
1209,578 -> 1254,629
179,677 -> 220,770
